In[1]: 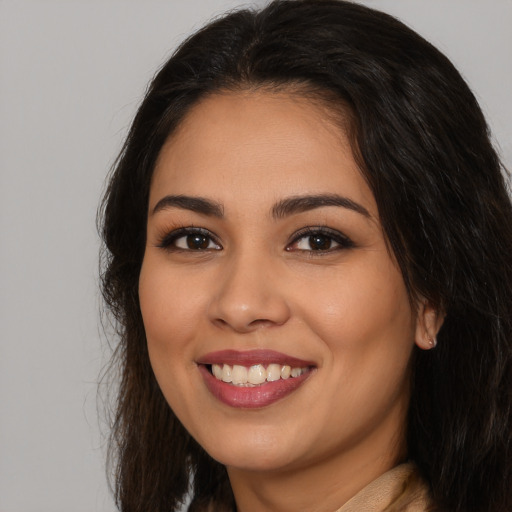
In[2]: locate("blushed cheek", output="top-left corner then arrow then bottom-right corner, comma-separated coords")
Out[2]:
299,268 -> 413,353
139,266 -> 175,353
139,267 -> 205,361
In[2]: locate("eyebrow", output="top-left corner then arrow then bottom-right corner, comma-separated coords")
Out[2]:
151,193 -> 370,219
151,195 -> 224,218
271,194 -> 371,219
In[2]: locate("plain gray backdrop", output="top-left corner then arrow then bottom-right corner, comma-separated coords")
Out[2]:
1,1 -> 510,511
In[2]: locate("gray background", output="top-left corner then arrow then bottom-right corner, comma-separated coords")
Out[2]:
1,1 -> 510,511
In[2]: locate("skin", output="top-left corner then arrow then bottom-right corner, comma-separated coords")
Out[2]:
139,90 -> 437,512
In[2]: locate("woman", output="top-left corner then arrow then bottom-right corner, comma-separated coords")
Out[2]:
99,1 -> 512,511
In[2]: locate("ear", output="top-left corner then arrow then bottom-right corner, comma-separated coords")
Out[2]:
414,299 -> 445,350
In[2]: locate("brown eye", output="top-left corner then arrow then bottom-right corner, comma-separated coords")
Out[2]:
159,228 -> 222,251
308,234 -> 333,251
287,227 -> 354,253
174,233 -> 220,250
185,234 -> 211,250
294,233 -> 339,251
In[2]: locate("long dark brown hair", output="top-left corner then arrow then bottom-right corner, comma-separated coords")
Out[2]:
99,1 -> 512,511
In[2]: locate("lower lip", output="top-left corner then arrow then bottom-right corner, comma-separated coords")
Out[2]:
198,365 -> 312,409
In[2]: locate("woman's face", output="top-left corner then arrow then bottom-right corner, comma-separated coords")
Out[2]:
139,90 -> 419,476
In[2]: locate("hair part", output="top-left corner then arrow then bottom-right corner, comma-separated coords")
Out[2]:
99,1 -> 512,511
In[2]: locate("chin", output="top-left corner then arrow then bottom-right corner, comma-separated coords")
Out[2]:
214,447 -> 297,473
194,422 -> 303,472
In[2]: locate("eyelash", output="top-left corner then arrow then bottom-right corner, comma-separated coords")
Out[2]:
157,227 -> 222,252
156,226 -> 354,254
287,226 -> 355,254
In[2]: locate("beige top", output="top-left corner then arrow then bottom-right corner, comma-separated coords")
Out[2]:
335,463 -> 433,512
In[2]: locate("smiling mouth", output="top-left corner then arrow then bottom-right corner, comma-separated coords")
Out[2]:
207,363 -> 311,387
197,349 -> 315,408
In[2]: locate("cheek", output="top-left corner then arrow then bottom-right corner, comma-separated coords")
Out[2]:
138,257 -> 202,358
138,257 -> 206,418
293,258 -> 415,354
293,262 -> 415,438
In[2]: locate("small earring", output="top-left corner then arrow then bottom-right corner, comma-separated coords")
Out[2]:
427,334 -> 437,348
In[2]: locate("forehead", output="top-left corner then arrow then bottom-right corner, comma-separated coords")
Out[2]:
150,90 -> 376,217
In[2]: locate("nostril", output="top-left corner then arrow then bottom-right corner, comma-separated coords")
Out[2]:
213,318 -> 229,329
248,318 -> 280,328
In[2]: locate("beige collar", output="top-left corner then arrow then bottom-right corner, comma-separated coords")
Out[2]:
335,463 -> 431,512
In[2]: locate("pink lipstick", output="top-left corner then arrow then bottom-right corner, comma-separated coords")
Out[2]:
197,350 -> 315,409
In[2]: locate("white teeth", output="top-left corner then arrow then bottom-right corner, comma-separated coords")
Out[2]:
281,365 -> 291,379
266,363 -> 281,382
248,364 -> 266,385
210,363 -> 308,385
231,365 -> 248,385
221,364 -> 232,383
290,367 -> 302,378
212,364 -> 223,380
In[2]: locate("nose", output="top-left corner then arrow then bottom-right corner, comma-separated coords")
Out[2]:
207,253 -> 291,333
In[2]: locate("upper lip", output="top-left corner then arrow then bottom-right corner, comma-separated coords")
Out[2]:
196,349 -> 315,368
